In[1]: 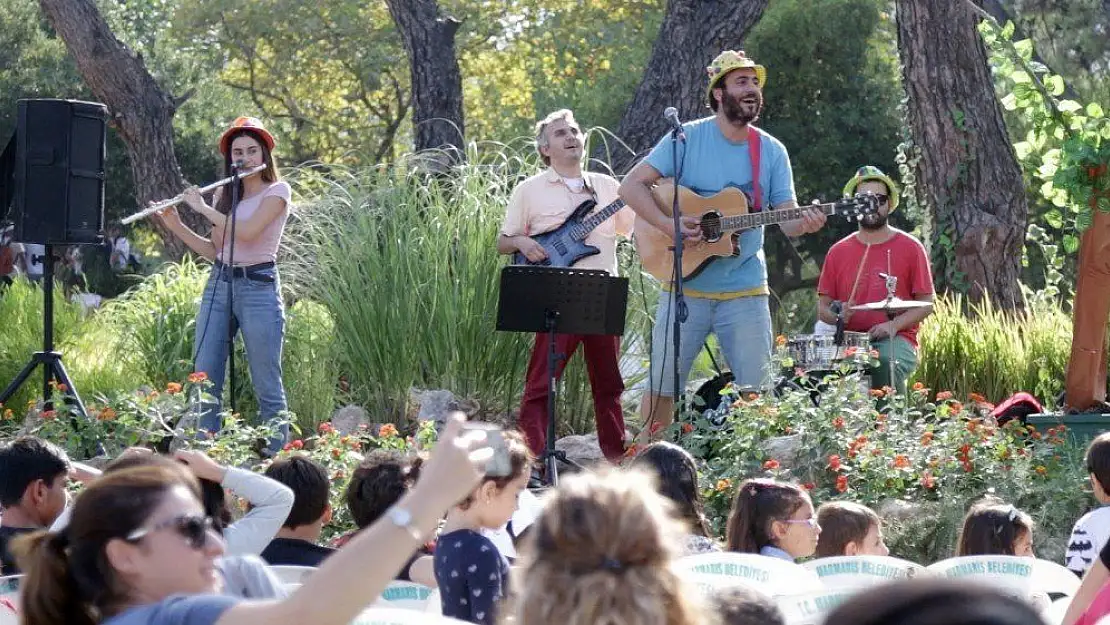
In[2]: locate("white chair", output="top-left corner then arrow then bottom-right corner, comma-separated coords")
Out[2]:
1043,596 -> 1072,625
0,575 -> 21,610
268,565 -> 318,585
681,572 -> 768,596
775,589 -> 854,625
374,581 -> 436,611
802,555 -> 926,591
677,552 -> 823,597
424,588 -> 442,614
350,607 -> 470,625
0,607 -> 16,625
926,556 -> 1035,594
1032,560 -> 1082,598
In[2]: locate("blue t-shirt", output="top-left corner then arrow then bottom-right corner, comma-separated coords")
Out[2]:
644,117 -> 797,293
434,529 -> 509,625
103,595 -> 239,625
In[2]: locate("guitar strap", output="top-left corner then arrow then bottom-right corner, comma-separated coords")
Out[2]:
748,126 -> 762,212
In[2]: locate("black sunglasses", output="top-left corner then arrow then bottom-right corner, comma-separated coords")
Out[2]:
856,193 -> 889,205
126,514 -> 214,550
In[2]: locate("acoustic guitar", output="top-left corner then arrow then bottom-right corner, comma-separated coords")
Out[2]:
633,179 -> 879,282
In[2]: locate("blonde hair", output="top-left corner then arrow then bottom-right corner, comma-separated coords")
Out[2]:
534,109 -> 579,166
510,468 -> 709,625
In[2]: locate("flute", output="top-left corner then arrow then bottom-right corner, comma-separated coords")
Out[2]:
121,164 -> 269,225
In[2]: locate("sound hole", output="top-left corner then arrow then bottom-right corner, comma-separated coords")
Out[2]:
700,211 -> 723,242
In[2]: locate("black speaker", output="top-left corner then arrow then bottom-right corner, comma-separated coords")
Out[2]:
8,99 -> 108,245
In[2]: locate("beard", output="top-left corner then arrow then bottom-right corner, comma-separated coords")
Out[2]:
721,90 -> 764,125
860,212 -> 889,231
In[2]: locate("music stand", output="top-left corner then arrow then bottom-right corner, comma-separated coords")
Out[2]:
496,265 -> 628,486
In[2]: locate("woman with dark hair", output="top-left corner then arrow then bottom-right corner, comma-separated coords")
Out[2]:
158,116 -> 292,453
12,414 -> 494,625
631,442 -> 718,554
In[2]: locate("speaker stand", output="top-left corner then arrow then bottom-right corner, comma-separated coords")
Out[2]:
0,244 -> 88,418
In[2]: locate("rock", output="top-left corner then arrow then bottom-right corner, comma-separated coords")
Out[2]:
330,405 -> 370,435
877,498 -> 926,523
554,433 -> 605,470
408,388 -> 480,430
761,434 -> 804,469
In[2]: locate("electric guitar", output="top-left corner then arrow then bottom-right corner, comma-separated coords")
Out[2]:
512,197 -> 627,267
633,179 -> 880,282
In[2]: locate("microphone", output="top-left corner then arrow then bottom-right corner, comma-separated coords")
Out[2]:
664,107 -> 686,141
232,159 -> 245,170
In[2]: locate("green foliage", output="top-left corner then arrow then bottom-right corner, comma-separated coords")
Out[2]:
913,294 -> 1073,408
668,368 -> 1088,564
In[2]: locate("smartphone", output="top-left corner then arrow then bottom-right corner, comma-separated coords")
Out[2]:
461,422 -> 512,477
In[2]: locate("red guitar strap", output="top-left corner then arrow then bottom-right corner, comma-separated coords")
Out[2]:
748,125 -> 762,212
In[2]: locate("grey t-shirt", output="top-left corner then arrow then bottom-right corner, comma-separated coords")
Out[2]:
103,595 -> 239,625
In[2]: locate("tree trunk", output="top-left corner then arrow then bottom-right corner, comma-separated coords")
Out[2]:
38,0 -> 191,259
385,0 -> 465,158
896,0 -> 1028,308
598,0 -> 771,175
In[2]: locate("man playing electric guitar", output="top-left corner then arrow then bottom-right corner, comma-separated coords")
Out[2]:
619,50 -> 827,444
497,109 -> 635,466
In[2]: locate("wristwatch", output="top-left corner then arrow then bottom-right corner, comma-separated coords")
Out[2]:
387,506 -> 423,542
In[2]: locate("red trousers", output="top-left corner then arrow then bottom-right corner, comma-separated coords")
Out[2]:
518,333 -> 626,462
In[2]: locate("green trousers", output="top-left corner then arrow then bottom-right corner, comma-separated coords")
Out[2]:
868,336 -> 918,395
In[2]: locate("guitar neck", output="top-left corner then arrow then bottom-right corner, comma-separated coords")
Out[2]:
719,202 -> 836,232
572,199 -> 627,240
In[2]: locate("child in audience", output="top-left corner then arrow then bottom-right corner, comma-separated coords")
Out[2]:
260,455 -> 336,567
1067,432 -> 1110,575
825,578 -> 1047,625
435,429 -> 532,625
0,437 -> 71,574
510,468 -> 710,625
726,479 -> 820,561
957,499 -> 1035,557
815,501 -> 889,558
342,449 -> 435,584
632,442 -> 720,554
712,585 -> 784,625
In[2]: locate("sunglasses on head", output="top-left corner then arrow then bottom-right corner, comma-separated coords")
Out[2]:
126,514 -> 215,550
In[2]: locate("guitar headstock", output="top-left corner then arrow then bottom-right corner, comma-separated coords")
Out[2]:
834,193 -> 882,220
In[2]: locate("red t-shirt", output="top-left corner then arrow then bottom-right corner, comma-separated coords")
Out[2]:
817,230 -> 934,348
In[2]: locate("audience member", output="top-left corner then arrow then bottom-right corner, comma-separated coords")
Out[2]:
632,442 -> 720,554
957,499 -> 1035,557
259,455 -> 335,567
815,501 -> 889,558
0,436 -> 70,574
725,479 -> 820,561
510,468 -> 710,625
711,585 -> 784,625
1067,432 -> 1110,575
435,429 -> 532,624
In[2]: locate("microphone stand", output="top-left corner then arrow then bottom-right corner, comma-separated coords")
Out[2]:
669,123 -> 687,417
225,162 -> 241,417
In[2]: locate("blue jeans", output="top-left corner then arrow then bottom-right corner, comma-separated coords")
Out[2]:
194,264 -> 289,451
648,293 -> 772,396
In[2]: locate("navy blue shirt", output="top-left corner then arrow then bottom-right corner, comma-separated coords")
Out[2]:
433,529 -> 509,625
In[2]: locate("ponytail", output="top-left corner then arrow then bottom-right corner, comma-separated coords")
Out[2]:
12,529 -> 96,625
725,479 -> 808,553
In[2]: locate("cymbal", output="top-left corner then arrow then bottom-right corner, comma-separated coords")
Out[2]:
851,297 -> 934,312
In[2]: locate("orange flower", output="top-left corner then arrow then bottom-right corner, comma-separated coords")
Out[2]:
290,439 -> 303,450
875,413 -> 888,423
56,383 -> 68,393
921,432 -> 934,445
282,443 -> 293,451
379,423 -> 399,438
968,392 -> 986,403
715,478 -> 732,493
166,382 -> 182,394
763,459 -> 780,470
892,455 -> 911,468
97,407 -> 117,421
871,448 -> 882,457
870,388 -> 885,398
775,335 -> 787,347
828,454 -> 842,471
331,448 -> 342,459
845,346 -> 859,357
1031,431 -> 1042,440
187,371 -> 209,384
802,482 -> 816,491
920,471 -> 936,489
624,443 -> 640,458
967,419 -> 978,434
41,409 -> 56,421
835,475 -> 849,493
950,401 -> 964,414
936,391 -> 954,401
681,422 -> 695,434
1,409 -> 12,420
832,416 -> 845,429
1035,465 -> 1047,475
319,422 -> 335,434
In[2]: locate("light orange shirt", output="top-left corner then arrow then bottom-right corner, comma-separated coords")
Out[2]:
500,168 -> 634,276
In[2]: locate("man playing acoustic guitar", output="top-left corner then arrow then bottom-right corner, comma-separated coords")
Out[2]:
497,109 -> 636,465
619,50 -> 827,443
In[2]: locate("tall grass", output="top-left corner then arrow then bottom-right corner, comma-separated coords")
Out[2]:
914,293 -> 1074,406
285,147 -> 656,428
0,278 -> 85,411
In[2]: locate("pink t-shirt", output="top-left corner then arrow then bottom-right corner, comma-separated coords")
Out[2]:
218,181 -> 291,265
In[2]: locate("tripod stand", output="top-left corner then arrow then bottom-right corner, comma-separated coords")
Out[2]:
0,244 -> 88,417
497,265 -> 628,486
